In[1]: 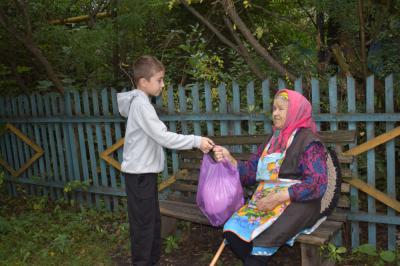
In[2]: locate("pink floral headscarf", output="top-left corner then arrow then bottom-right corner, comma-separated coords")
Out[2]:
269,89 -> 317,153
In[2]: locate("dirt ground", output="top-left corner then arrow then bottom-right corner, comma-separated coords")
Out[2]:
114,223 -> 302,266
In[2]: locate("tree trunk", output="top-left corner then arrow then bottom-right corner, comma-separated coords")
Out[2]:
222,0 -> 296,81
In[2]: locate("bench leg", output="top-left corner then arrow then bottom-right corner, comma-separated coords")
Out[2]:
301,243 -> 322,266
161,215 -> 177,238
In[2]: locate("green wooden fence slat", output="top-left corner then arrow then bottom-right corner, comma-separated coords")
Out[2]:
83,89 -> 99,207
3,112 -> 400,124
65,91 -> 83,205
385,74 -> 396,250
218,83 -> 228,136
347,76 -> 359,248
9,98 -> 21,173
311,78 -> 321,130
51,94 -> 67,186
18,96 -> 34,195
262,79 -> 271,133
191,84 -> 201,135
329,76 -> 338,131
278,78 -> 286,89
155,90 -> 169,180
30,94 -> 46,196
366,75 -> 376,246
328,76 -> 341,245
167,85 -> 178,172
12,98 -> 26,182
204,82 -> 214,136
246,81 -> 255,135
294,77 -> 303,94
92,89 -> 111,210
43,94 -> 59,199
101,89 -> 119,210
74,91 -> 92,207
110,88 -> 124,188
0,96 -> 13,195
232,82 -> 242,153
178,85 -> 188,135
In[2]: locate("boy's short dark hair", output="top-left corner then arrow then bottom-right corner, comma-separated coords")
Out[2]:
132,56 -> 165,86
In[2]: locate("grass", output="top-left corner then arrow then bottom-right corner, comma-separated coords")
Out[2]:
0,193 -> 130,266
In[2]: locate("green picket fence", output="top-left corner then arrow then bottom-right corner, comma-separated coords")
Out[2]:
0,75 -> 398,249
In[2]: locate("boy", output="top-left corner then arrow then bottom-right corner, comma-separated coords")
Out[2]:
117,55 -> 214,266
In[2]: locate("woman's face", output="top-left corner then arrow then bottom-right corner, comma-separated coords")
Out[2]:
272,97 -> 288,129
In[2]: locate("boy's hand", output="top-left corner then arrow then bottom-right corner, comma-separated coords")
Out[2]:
200,137 -> 214,153
213,145 -> 237,167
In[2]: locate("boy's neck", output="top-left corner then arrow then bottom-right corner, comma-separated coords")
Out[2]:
137,87 -> 150,96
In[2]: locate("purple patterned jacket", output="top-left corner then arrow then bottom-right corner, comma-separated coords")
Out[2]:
237,142 -> 328,202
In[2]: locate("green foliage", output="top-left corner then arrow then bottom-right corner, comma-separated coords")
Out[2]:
63,180 -> 90,193
164,234 -> 180,254
324,243 -> 399,266
321,243 -> 347,262
0,0 -> 399,95
0,194 -> 130,265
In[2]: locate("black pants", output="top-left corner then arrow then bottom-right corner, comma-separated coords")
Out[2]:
125,173 -> 161,266
224,232 -> 270,266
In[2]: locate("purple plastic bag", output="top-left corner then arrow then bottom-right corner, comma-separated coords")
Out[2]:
196,154 -> 244,226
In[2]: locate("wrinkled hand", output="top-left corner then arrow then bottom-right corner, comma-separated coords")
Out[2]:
199,137 -> 215,153
212,145 -> 237,166
256,189 -> 290,212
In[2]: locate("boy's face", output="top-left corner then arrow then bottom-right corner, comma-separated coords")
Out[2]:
138,71 -> 165,97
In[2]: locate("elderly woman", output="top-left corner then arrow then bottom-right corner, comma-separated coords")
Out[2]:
213,89 -> 328,266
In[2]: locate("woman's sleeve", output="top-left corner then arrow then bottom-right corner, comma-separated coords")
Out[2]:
236,144 -> 264,186
288,141 -> 328,202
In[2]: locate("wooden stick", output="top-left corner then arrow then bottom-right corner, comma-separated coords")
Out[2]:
210,240 -> 226,266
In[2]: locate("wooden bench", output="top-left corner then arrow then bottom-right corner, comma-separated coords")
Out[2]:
159,130 -> 356,266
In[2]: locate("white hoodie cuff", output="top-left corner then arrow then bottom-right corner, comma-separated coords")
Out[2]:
193,136 -> 202,148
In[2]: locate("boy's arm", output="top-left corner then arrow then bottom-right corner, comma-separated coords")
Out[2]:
133,103 -> 201,149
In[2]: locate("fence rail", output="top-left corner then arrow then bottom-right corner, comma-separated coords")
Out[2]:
0,74 -> 398,249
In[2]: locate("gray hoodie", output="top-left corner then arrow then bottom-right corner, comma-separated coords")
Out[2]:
117,89 -> 201,174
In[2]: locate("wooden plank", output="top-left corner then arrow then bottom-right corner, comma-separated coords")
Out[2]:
110,88 -> 124,189
262,79 -> 272,133
300,243 -> 322,265
159,200 -> 210,225
329,76 -> 338,131
204,82 -> 214,136
155,93 -> 169,181
92,89 -> 111,210
30,94 -> 46,195
11,98 -> 26,180
246,81 -> 255,135
346,178 -> 400,213
171,183 -> 197,193
65,91 -> 83,205
51,95 -> 67,189
178,85 -> 188,134
74,91 -> 91,207
167,85 -> 179,172
278,78 -> 286,89
311,78 -> 321,130
385,74 -> 396,250
347,212 -> 400,225
43,94 -> 59,199
83,89 -> 100,207
191,84 -> 201,135
0,96 -> 12,195
218,83 -> 228,136
343,126 -> 400,156
347,75 -> 359,248
294,77 -> 303,94
232,81 -> 242,153
18,95 -> 34,196
366,75 -> 376,246
101,89 -> 119,210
